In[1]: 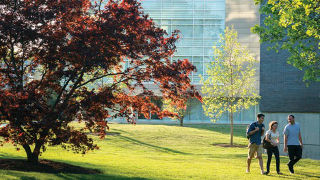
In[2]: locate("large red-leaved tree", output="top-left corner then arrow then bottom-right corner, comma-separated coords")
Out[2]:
0,0 -> 201,163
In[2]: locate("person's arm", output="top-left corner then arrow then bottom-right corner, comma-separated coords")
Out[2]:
276,131 -> 280,145
275,136 -> 279,146
248,126 -> 259,135
265,131 -> 272,142
283,134 -> 288,153
299,132 -> 303,149
266,131 -> 276,146
261,124 -> 265,136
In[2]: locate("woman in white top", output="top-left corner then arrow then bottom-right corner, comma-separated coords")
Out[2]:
265,121 -> 282,175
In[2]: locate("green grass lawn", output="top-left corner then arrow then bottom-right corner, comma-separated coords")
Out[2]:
0,123 -> 319,180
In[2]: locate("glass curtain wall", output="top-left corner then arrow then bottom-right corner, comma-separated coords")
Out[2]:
140,0 -> 225,83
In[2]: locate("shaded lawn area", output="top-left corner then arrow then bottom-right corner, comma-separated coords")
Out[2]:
0,124 -> 319,180
0,159 -> 101,174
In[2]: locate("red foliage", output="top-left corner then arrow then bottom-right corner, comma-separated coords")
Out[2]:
0,0 -> 201,162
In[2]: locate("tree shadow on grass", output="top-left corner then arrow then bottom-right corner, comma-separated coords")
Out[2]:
266,173 -> 320,180
54,173 -> 150,180
265,174 -> 302,180
118,135 -> 190,155
105,131 -> 121,136
3,169 -> 149,180
0,158 -> 101,174
297,173 -> 320,179
112,128 -> 132,134
18,176 -> 37,180
0,158 -> 151,179
86,131 -> 121,137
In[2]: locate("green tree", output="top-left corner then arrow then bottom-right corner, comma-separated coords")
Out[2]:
201,27 -> 260,145
162,98 -> 191,127
252,0 -> 320,82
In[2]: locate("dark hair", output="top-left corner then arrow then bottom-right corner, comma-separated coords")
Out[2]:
269,121 -> 278,130
289,114 -> 295,118
257,113 -> 265,118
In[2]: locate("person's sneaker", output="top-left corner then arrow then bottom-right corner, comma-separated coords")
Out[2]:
287,164 -> 294,174
265,171 -> 270,175
277,172 -> 283,175
246,169 -> 250,173
261,171 -> 267,175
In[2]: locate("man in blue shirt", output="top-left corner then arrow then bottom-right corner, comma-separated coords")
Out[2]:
246,113 -> 266,174
283,115 -> 303,174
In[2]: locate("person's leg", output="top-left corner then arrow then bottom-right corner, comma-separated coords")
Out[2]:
247,143 -> 255,172
257,145 -> 265,174
247,158 -> 252,173
266,148 -> 272,173
258,156 -> 265,174
292,145 -> 302,166
274,147 -> 280,173
287,145 -> 295,173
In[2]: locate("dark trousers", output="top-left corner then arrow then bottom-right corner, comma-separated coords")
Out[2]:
288,145 -> 302,167
266,146 -> 280,172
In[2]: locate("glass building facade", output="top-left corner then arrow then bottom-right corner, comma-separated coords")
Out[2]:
115,0 -> 259,124
140,0 -> 225,83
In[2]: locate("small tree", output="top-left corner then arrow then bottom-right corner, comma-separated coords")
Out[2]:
162,98 -> 192,126
201,27 -> 260,145
0,0 -> 200,163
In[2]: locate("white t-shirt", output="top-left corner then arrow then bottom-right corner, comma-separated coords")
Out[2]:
266,130 -> 279,145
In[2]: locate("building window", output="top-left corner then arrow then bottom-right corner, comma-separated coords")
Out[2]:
141,0 -> 225,85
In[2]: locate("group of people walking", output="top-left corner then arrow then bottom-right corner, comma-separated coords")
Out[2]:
246,114 -> 303,175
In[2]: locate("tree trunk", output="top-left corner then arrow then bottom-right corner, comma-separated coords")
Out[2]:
27,152 -> 39,163
23,144 -> 39,163
230,111 -> 234,146
180,117 -> 183,127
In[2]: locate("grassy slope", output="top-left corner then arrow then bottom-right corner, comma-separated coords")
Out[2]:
0,123 -> 319,180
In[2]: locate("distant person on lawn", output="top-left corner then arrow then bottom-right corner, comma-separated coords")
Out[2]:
283,115 -> 303,174
246,113 -> 267,174
265,121 -> 282,175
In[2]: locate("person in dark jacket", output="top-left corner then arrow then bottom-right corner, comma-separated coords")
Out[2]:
246,113 -> 266,174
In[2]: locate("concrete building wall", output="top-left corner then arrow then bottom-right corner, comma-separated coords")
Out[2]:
259,14 -> 320,159
263,113 -> 320,160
